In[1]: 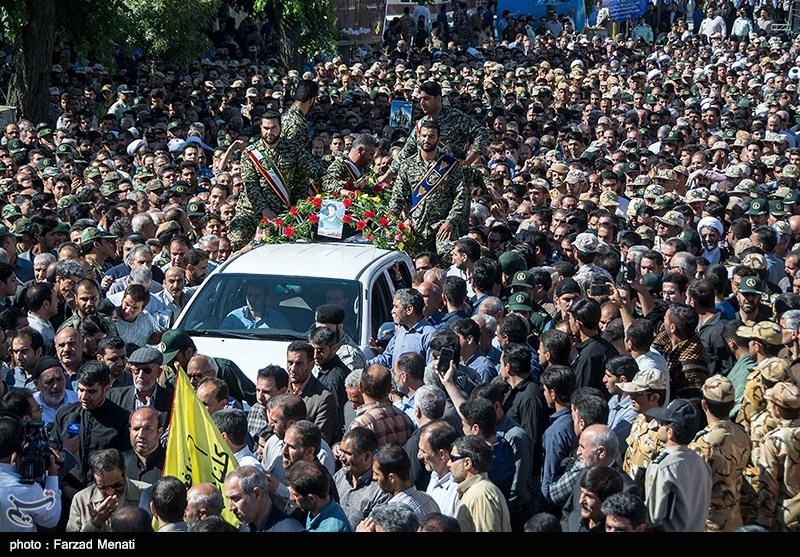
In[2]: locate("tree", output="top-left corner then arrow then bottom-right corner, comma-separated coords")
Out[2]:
0,0 -> 221,123
252,0 -> 339,69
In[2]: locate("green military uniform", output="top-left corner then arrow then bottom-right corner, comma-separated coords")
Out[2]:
229,138 -> 312,250
389,106 -> 489,174
529,301 -> 552,339
756,382 -> 800,531
58,313 -> 119,336
689,420 -> 751,531
623,413 -> 664,493
280,105 -> 309,147
321,157 -> 371,193
389,147 -> 469,257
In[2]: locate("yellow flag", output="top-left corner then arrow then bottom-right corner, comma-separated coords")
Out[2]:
163,368 -> 239,527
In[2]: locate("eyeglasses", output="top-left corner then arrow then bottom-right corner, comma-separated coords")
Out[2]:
449,453 -> 467,462
96,480 -> 125,491
132,366 -> 159,375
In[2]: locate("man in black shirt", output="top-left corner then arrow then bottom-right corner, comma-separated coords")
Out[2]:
50,361 -> 131,494
567,298 -> 618,398
122,407 -> 165,484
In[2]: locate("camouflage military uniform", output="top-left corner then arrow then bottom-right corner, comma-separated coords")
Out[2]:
735,367 -> 767,435
389,148 -> 469,257
689,420 -> 751,531
741,409 -> 781,524
280,105 -> 309,147
389,107 -> 489,174
322,157 -> 371,194
399,13 -> 416,43
58,312 -> 119,336
338,332 -> 365,374
623,413 -> 664,493
572,263 -> 613,292
757,417 -> 800,531
229,138 -> 312,250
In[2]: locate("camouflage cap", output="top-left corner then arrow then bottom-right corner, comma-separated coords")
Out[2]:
741,254 -> 768,272
600,191 -> 619,206
644,184 -> 665,200
685,189 -> 707,203
635,225 -> 656,240
724,165 -> 744,179
655,210 -> 685,228
2,204 -> 21,219
702,375 -> 734,403
764,381 -> 800,410
146,178 -> 165,192
11,218 -> 31,236
574,232 -> 600,253
781,164 -> 800,179
565,169 -> 587,184
737,320 -> 781,345
755,357 -> 793,383
632,175 -> 651,187
506,291 -> 533,311
57,195 -> 78,209
99,182 -> 119,196
619,368 -> 667,393
655,168 -> 678,182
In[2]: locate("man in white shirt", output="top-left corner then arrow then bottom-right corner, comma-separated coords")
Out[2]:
419,421 -> 460,517
25,283 -> 57,346
698,7 -> 727,38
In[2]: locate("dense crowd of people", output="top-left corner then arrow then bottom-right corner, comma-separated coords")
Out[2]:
0,0 -> 799,534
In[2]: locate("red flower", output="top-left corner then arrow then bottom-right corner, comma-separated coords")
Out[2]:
274,218 -> 283,227
311,197 -> 323,209
343,198 -> 353,208
379,216 -> 389,227
354,190 -> 363,196
365,234 -> 374,241
343,214 -> 353,224
356,219 -> 367,230
262,217 -> 269,223
397,221 -> 405,230
285,226 -> 295,238
363,210 -> 375,219
308,213 -> 319,223
289,206 -> 299,216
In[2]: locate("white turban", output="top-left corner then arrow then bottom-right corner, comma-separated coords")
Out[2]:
697,216 -> 723,236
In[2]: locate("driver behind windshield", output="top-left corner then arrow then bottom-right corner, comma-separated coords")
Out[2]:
221,283 -> 291,330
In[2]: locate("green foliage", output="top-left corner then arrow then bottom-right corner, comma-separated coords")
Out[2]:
119,0 -> 222,62
254,0 -> 340,58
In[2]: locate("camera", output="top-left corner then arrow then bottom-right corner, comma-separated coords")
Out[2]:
18,420 -> 50,485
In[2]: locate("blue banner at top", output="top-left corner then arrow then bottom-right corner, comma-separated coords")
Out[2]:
604,0 -> 648,22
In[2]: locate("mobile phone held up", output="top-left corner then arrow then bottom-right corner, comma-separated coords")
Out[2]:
626,261 -> 637,282
437,347 -> 454,374
589,284 -> 613,297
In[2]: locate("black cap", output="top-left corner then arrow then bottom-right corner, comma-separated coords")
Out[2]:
554,278 -> 582,297
315,304 -> 345,325
32,357 -> 63,379
646,398 -> 703,437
